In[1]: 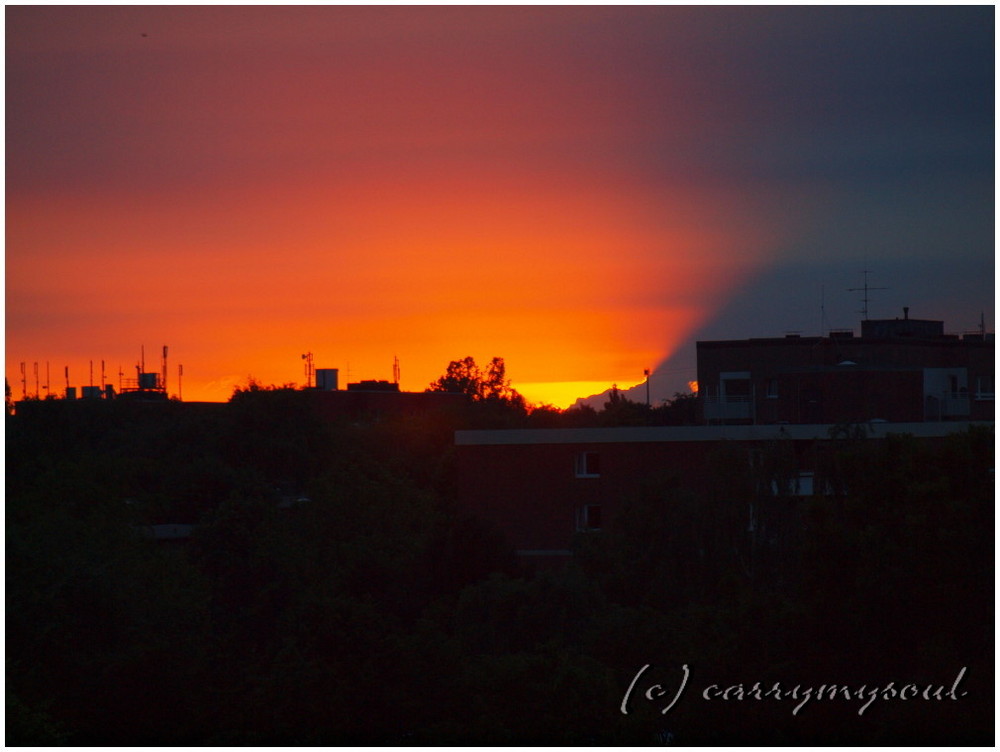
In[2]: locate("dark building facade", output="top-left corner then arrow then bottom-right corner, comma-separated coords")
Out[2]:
454,421 -> 989,560
302,386 -> 468,422
697,312 -> 994,424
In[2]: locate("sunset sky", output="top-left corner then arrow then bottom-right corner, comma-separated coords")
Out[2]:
6,6 -> 994,407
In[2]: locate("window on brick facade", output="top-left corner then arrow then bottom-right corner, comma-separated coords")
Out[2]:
577,504 -> 602,531
574,451 -> 600,478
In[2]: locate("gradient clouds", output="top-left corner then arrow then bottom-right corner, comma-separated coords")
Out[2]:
7,7 -> 993,406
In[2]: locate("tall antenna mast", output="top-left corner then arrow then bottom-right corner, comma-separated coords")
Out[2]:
301,352 -> 315,388
20,362 -> 26,399
820,285 -> 829,336
33,362 -> 39,397
45,362 -> 50,398
848,270 -> 888,321
162,346 -> 168,394
178,364 -> 183,401
393,355 -> 400,385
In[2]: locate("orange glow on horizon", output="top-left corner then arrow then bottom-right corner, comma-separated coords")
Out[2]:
6,175 -> 780,406
6,8 -> 791,408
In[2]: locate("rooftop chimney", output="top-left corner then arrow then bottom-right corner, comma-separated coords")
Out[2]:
903,306 -> 909,320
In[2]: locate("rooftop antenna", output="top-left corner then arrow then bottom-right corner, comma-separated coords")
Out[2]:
90,360 -> 94,388
45,361 -> 50,398
101,360 -> 106,393
64,366 -> 69,396
162,346 -> 168,394
33,362 -> 39,398
178,364 -> 183,401
848,270 -> 888,321
820,285 -> 829,337
301,352 -> 315,388
392,356 -> 401,385
20,362 -> 26,399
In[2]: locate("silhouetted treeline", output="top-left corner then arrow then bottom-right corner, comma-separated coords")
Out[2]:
6,390 -> 993,744
422,355 -> 700,428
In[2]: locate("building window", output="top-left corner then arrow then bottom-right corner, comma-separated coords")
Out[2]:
723,377 -> 752,398
766,379 -> 779,398
796,471 -> 814,496
976,376 -> 995,401
574,451 -> 600,478
769,471 -> 820,497
577,504 -> 602,531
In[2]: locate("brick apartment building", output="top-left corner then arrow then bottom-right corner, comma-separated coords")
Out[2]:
455,421 -> 990,560
455,310 -> 993,560
697,310 -> 994,424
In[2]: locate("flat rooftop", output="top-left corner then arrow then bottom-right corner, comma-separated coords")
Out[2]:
455,421 -> 993,445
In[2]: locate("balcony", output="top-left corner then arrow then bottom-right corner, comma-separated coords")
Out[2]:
703,394 -> 753,421
924,391 -> 971,420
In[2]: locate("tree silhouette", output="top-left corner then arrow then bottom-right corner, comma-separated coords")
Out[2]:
428,356 -> 483,398
428,356 -> 525,409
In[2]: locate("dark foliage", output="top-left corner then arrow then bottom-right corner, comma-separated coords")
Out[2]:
6,391 -> 993,744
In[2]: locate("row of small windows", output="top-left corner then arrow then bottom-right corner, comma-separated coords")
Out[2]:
574,452 -> 601,531
722,373 -> 996,401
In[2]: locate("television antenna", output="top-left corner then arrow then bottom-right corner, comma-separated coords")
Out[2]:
820,285 -> 829,337
848,270 -> 888,321
301,352 -> 315,388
